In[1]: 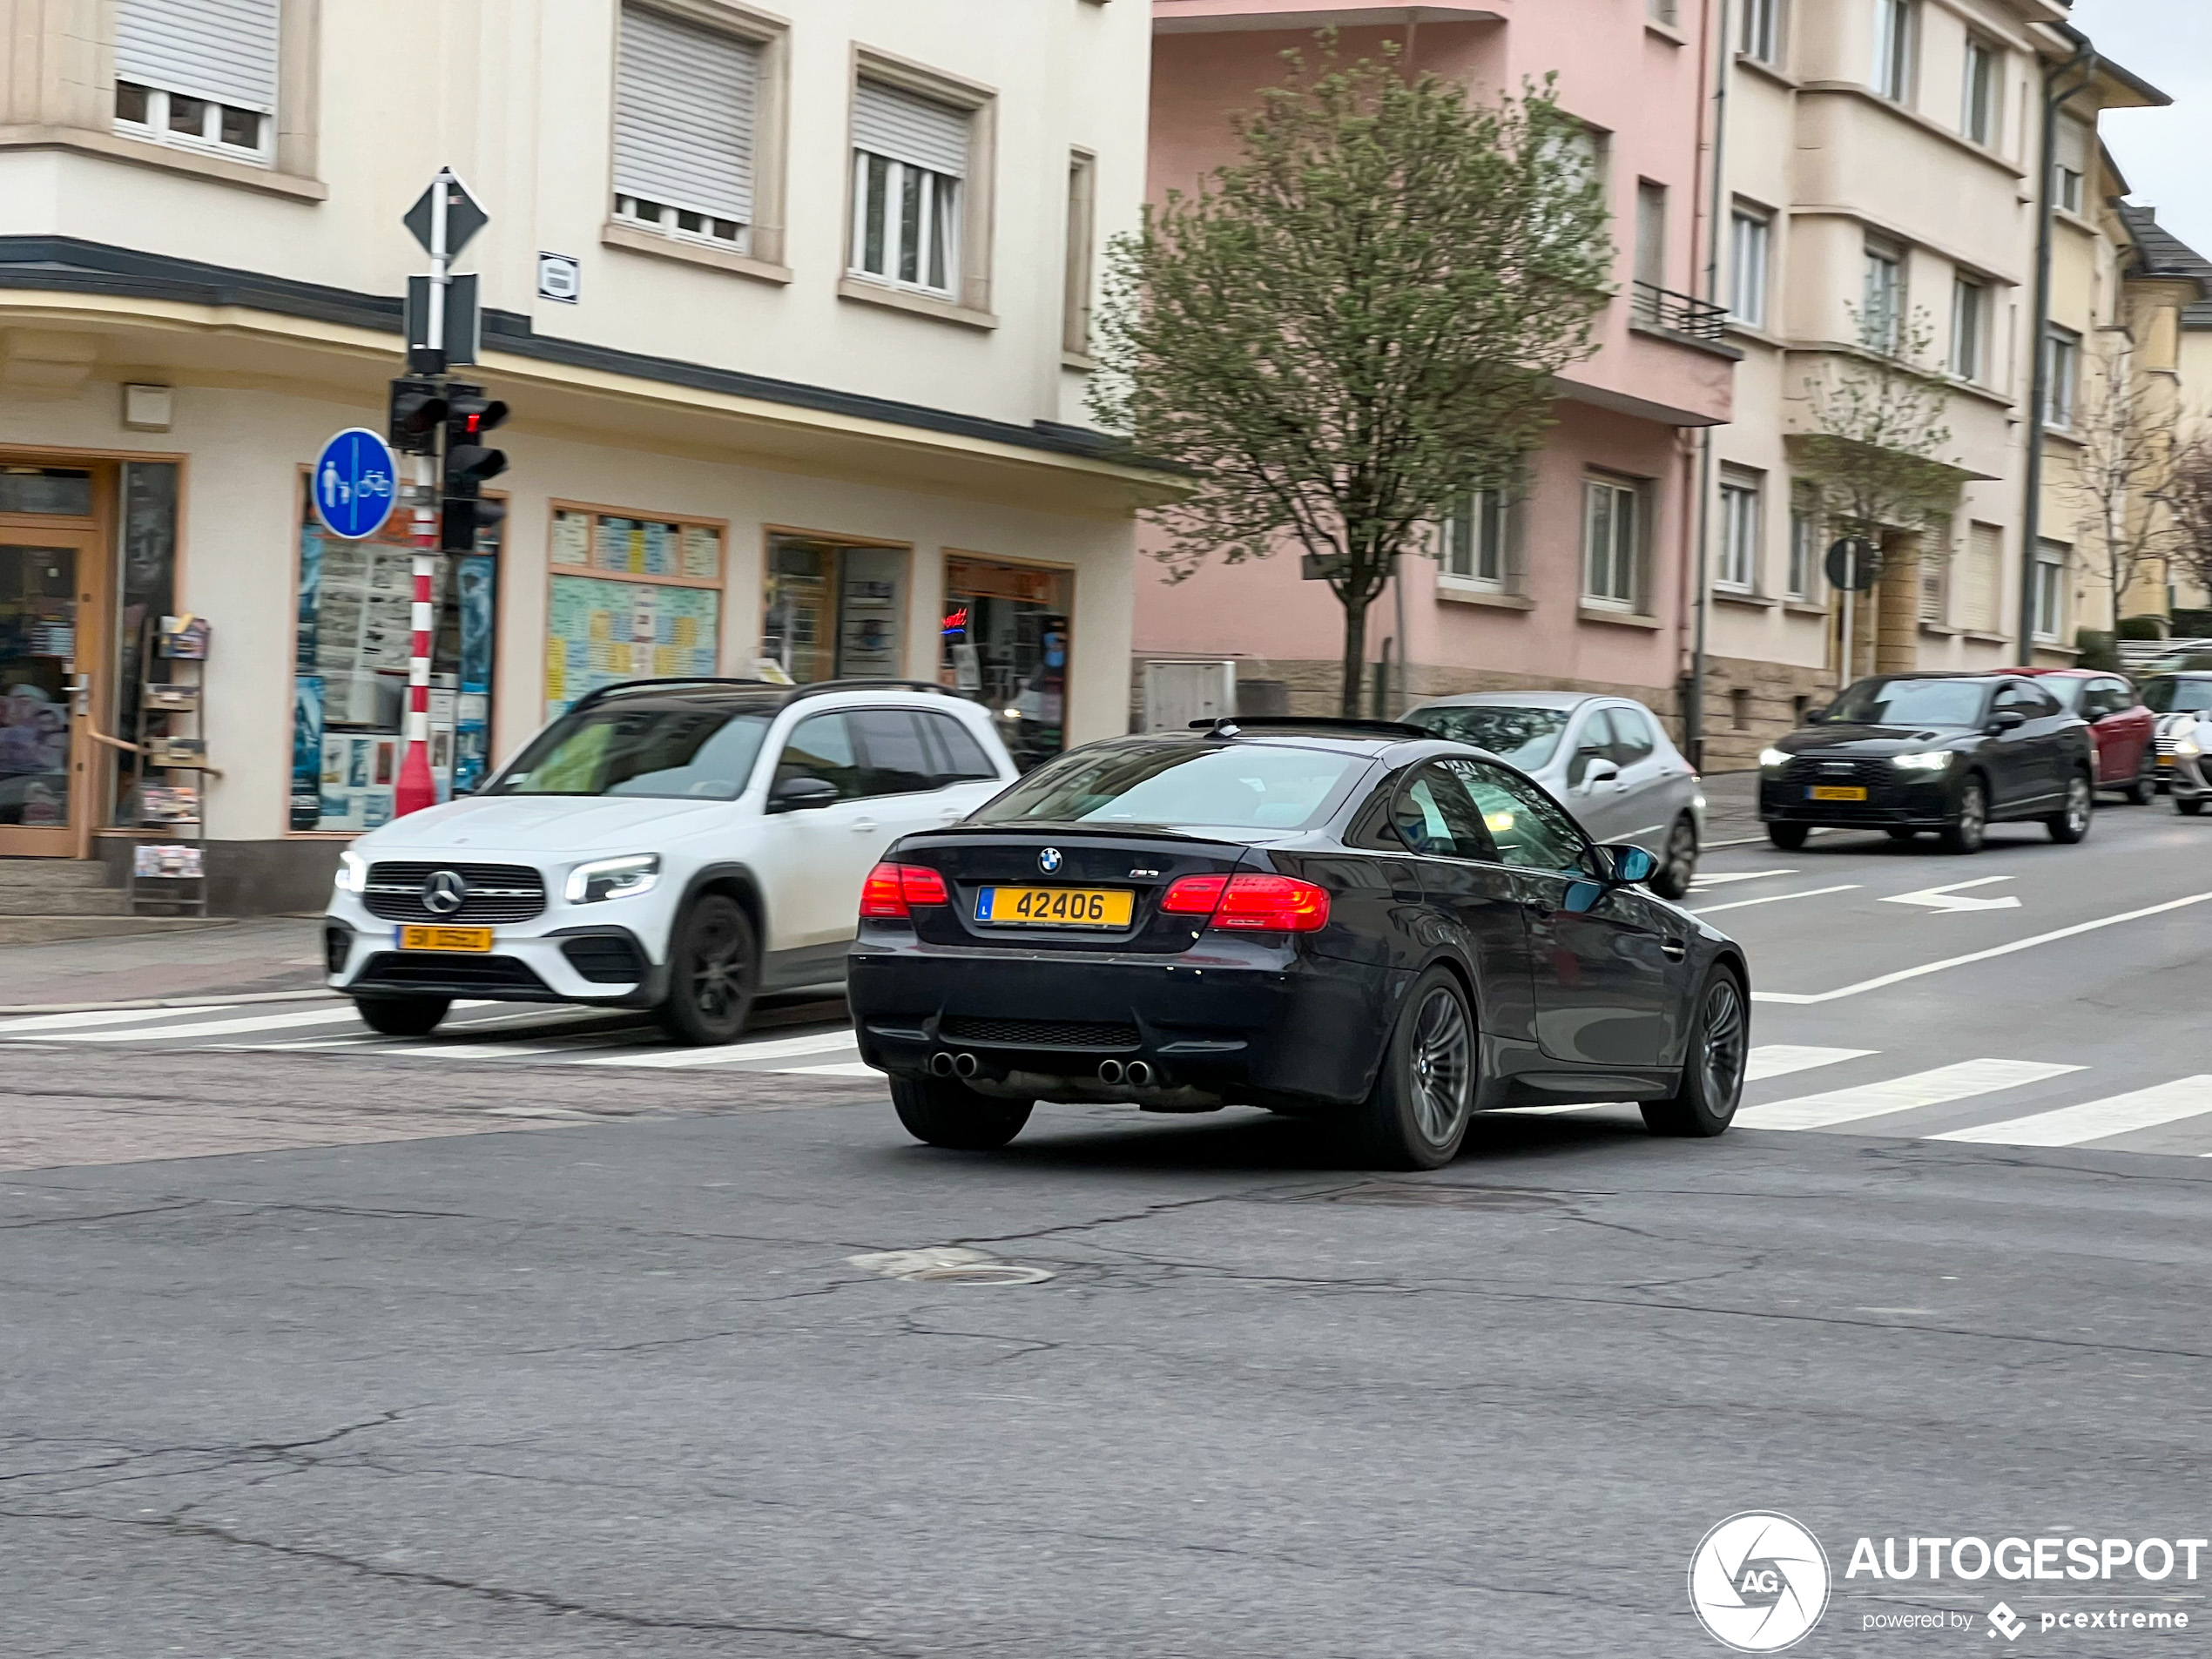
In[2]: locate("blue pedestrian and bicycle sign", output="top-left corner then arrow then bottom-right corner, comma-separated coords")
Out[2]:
312,428 -> 400,540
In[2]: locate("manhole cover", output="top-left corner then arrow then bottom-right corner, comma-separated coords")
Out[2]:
1301,1183 -> 1567,1211
905,1264 -> 1055,1285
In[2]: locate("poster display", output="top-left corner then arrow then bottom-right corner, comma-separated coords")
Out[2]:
545,574 -> 720,720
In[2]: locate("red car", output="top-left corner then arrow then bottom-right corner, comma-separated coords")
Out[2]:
2000,668 -> 2157,802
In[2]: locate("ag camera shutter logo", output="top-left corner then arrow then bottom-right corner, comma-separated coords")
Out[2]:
1689,1513 -> 1831,1652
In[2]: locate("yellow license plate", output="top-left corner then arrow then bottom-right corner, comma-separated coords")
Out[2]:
1808,786 -> 1868,802
396,924 -> 494,953
974,887 -> 1135,928
2157,755 -> 2173,768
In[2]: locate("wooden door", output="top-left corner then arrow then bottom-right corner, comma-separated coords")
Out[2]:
0,524 -> 111,856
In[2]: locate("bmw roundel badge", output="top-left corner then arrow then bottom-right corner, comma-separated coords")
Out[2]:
1038,846 -> 1062,873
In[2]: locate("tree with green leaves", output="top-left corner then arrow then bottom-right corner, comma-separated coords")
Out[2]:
1793,307 -> 1964,564
1089,45 -> 1614,716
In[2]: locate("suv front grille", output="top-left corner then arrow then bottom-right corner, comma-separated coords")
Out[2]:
940,1016 -> 1141,1049
364,861 -> 547,923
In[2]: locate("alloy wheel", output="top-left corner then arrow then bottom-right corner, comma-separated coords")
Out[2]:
1698,978 -> 1748,1113
1957,783 -> 1986,848
1406,987 -> 1473,1147
685,909 -> 748,1020
1660,817 -> 1697,896
2065,776 -> 2092,835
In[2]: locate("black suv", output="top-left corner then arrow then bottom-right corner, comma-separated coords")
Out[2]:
1758,673 -> 2095,853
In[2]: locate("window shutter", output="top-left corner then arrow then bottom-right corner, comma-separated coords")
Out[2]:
1964,523 -> 2002,632
615,3 -> 758,223
116,0 -> 280,112
2054,115 -> 2090,177
853,80 -> 968,178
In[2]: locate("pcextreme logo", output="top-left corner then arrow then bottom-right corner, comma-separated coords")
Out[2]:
1689,1513 -> 1832,1652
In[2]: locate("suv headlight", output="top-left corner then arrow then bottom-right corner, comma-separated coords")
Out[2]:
334,850 -> 367,894
565,854 -> 661,904
2177,727 -> 2203,759
1757,747 -> 1791,770
1892,751 -> 1952,772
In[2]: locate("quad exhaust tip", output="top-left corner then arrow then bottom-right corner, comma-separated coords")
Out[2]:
1097,1060 -> 1124,1083
928,1052 -> 956,1077
952,1052 -> 979,1078
1125,1061 -> 1155,1087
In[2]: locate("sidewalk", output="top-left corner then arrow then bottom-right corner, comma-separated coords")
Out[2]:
1701,770 -> 1764,845
0,916 -> 330,1012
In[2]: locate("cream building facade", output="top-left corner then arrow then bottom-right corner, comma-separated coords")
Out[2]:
0,0 -> 1165,907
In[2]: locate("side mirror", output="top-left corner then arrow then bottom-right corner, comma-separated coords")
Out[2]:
1987,708 -> 2027,734
1582,758 -> 1622,790
1597,843 -> 1658,886
766,775 -> 839,813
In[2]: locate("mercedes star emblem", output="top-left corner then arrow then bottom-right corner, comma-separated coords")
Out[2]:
1038,847 -> 1063,874
421,869 -> 469,916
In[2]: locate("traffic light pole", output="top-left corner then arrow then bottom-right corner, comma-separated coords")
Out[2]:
393,178 -> 452,819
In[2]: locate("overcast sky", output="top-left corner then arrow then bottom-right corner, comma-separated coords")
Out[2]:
2069,0 -> 2212,256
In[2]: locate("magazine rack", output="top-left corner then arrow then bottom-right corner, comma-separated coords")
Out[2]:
126,615 -> 213,917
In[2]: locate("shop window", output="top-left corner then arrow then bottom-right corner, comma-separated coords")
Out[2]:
545,504 -> 724,724
291,481 -> 500,830
111,462 -> 179,825
940,556 -> 1071,772
759,534 -> 908,685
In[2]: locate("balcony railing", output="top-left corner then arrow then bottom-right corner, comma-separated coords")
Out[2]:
1630,280 -> 1730,344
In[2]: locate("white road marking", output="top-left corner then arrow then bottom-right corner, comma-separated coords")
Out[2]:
379,1042 -> 617,1061
1688,869 -> 1798,889
1931,1076 -> 2212,1148
1750,892 -> 2212,1005
573,1030 -> 859,1069
1489,1103 -> 1620,1116
0,1004 -> 227,1035
781,1061 -> 879,1077
1879,876 -> 2021,914
35,1004 -> 423,1043
1736,1059 -> 2084,1131
1745,1045 -> 1877,1082
1689,885 -> 1860,916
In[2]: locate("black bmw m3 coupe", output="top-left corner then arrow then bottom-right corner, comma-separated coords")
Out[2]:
846,718 -> 1750,1170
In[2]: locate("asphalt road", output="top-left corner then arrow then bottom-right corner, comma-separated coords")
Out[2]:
4,800 -> 2210,1656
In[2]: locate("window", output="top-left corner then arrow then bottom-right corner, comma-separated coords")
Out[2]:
773,712 -> 866,802
1950,274 -> 1987,381
1608,705 -> 1659,764
759,533 -> 908,685
1441,488 -> 1508,590
851,79 -> 969,298
2043,326 -> 2080,429
2033,541 -> 2068,642
973,741 -> 1366,833
1402,705 -> 1574,770
1635,181 -> 1668,291
1962,522 -> 2003,632
2054,116 -> 2089,215
1863,241 -> 1905,354
1063,150 -> 1096,358
611,3 -> 761,252
1872,0 -> 1916,103
1718,469 -> 1762,592
545,505 -> 725,723
1439,759 -> 1590,874
1647,0 -> 1679,24
1962,37 -> 2000,146
918,712 -> 1000,782
1729,206 -> 1770,327
1994,679 -> 2059,718
1566,710 -> 1616,788
112,0 -> 279,162
1738,0 -> 1781,64
849,709 -> 937,798
1787,485 -> 1818,599
494,707 -> 770,801
1583,477 -> 1642,608
1919,541 -> 1950,625
1390,763 -> 1500,860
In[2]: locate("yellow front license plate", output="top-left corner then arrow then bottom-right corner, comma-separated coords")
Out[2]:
974,887 -> 1135,928
1808,786 -> 1868,802
396,924 -> 494,953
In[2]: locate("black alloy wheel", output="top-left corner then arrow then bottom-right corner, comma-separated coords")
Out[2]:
354,995 -> 451,1037
1765,821 -> 1810,851
889,1076 -> 1034,1150
1642,968 -> 1747,1137
655,894 -> 758,1045
2121,746 -> 2156,806
1939,777 -> 1987,855
2047,772 -> 2094,845
1648,814 -> 1699,900
1352,967 -> 1476,1170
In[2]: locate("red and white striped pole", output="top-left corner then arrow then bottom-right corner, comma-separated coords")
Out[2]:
393,453 -> 440,817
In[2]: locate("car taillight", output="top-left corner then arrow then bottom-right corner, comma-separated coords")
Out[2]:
860,862 -> 948,919
1160,872 -> 1329,933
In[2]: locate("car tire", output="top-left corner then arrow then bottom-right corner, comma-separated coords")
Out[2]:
1648,815 -> 1698,900
2179,796 -> 2205,817
2121,749 -> 2156,806
354,995 -> 450,1037
1642,968 -> 1748,1138
1938,777 -> 1987,855
654,894 -> 759,1046
889,1076 -> 1034,1150
2047,772 -> 2094,845
1349,967 -> 1476,1171
1885,827 -> 1919,842
1765,822 -> 1810,851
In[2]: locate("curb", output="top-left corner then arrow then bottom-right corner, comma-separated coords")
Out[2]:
0,988 -> 338,1018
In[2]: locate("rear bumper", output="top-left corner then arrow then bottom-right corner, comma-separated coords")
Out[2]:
846,934 -> 1406,1109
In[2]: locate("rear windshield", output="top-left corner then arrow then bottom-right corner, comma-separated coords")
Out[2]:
490,706 -> 771,799
1404,705 -> 1574,770
972,740 -> 1366,832
1827,678 -> 1988,727
2141,678 -> 2212,714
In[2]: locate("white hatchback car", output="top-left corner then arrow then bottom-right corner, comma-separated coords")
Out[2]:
323,679 -> 1018,1042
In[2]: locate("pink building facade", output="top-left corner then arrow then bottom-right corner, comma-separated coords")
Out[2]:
1136,0 -> 1737,727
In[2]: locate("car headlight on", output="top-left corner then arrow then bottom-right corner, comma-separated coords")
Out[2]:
1757,747 -> 1791,770
334,850 -> 367,894
564,854 -> 661,904
2178,732 -> 2203,759
1892,751 -> 1952,772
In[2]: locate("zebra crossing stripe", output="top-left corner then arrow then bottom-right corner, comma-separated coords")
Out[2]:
1744,1045 -> 1875,1082
1736,1059 -> 2084,1132
36,1004 -> 401,1043
0,1004 -> 230,1035
573,1030 -> 860,1069
1930,1076 -> 2212,1148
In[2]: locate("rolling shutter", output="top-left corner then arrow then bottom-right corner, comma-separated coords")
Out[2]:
614,3 -> 758,223
1963,523 -> 2002,632
115,0 -> 280,113
853,80 -> 968,178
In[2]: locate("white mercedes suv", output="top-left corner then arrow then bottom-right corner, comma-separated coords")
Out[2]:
322,679 -> 1018,1042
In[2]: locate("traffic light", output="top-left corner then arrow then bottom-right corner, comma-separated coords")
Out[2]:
388,376 -> 447,455
441,383 -> 509,552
